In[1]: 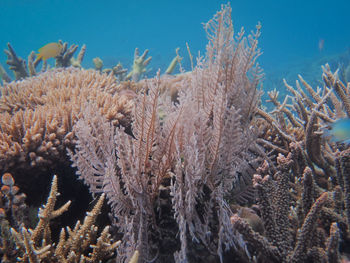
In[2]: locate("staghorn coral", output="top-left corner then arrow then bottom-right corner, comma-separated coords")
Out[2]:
3,41 -> 85,81
93,57 -> 104,71
126,48 -> 152,82
255,64 -> 350,183
336,150 -> 350,232
3,3 -> 349,263
9,175 -> 120,262
103,62 -> 129,82
235,61 -> 350,262
101,48 -> 182,83
4,43 -> 29,80
165,47 -> 182,75
231,155 -> 345,263
54,40 -> 86,68
0,67 -> 133,172
0,63 -> 11,83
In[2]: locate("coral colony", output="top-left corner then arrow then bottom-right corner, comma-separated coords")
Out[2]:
0,3 -> 349,263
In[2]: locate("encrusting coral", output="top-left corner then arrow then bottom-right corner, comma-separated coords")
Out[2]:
0,67 -> 133,172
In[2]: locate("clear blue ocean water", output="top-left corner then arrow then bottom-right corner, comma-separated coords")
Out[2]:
1,0 -> 349,89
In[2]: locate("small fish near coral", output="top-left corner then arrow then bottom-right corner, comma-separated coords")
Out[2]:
324,118 -> 350,143
35,42 -> 63,62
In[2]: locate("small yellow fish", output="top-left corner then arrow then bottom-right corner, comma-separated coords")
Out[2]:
36,42 -> 63,61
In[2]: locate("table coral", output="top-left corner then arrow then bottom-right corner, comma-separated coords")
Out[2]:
0,67 -> 133,172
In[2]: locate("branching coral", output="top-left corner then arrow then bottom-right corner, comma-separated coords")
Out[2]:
3,2 -> 349,263
126,48 -> 152,82
3,41 -> 86,81
0,172 -> 28,262
9,175 -> 120,262
0,63 -> 11,83
0,67 -> 133,172
238,62 -> 350,262
256,65 -> 350,183
231,156 -> 344,263
54,40 -> 86,68
4,43 -> 29,80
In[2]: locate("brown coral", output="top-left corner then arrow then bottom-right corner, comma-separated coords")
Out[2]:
0,67 -> 133,172
256,65 -> 348,181
239,64 -> 350,262
10,175 -> 120,262
231,160 -> 343,263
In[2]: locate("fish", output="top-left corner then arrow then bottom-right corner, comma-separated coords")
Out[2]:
324,118 -> 350,143
318,38 -> 325,51
35,42 -> 63,61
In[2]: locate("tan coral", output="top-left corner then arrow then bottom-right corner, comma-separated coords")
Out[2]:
250,65 -> 350,262
256,66 -> 350,179
0,67 -> 133,171
10,175 -> 120,262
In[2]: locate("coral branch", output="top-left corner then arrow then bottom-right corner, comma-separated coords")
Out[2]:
4,43 -> 28,80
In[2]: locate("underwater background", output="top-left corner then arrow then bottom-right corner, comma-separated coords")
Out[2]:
1,0 -> 350,92
1,1 -> 350,262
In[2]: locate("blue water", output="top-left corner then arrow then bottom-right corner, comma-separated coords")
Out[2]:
1,0 -> 349,82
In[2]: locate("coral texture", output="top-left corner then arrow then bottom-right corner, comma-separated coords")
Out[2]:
1,2 -> 350,263
0,67 -> 133,172
231,64 -> 350,262
8,175 -> 120,262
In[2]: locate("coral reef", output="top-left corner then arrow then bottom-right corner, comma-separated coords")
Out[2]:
95,48 -> 181,83
4,43 -> 29,80
231,62 -> 350,262
164,48 -> 182,75
0,172 -> 139,263
126,48 -> 152,82
4,174 -> 120,262
0,67 -> 133,172
3,41 -> 86,82
1,2 -> 350,263
0,63 -> 11,83
0,172 -> 28,262
55,40 -> 86,68
2,39 -> 181,85
231,158 -> 344,262
69,3 -> 263,262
